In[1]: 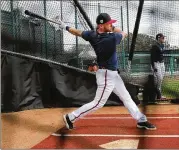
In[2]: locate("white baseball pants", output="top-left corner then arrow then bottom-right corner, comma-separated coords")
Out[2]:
153,62 -> 165,91
68,69 -> 147,123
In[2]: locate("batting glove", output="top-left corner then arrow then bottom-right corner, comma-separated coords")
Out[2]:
53,16 -> 68,30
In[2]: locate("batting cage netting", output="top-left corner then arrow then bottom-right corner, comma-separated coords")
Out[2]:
1,0 -> 179,101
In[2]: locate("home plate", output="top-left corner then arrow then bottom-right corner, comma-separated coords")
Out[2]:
99,139 -> 139,149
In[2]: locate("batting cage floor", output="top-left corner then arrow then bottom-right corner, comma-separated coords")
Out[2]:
1,105 -> 179,149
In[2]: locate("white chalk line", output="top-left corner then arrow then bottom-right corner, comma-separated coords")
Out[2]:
52,116 -> 179,138
51,133 -> 179,138
81,116 -> 179,119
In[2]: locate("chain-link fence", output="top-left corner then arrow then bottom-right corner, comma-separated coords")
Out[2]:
1,0 -> 179,99
1,0 -> 93,70
1,0 -> 179,72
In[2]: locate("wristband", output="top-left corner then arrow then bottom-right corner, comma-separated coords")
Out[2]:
66,26 -> 71,31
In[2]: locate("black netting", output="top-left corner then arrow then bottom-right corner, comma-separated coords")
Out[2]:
1,0 -> 179,100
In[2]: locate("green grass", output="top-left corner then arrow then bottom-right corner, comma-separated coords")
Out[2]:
162,77 -> 179,99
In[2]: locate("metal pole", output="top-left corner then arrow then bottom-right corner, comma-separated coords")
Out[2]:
60,0 -> 64,54
44,0 -> 48,58
121,6 -> 125,69
39,23 -> 43,56
17,3 -> 21,48
75,6 -> 79,68
98,3 -> 101,14
73,0 -> 94,30
128,0 -> 144,61
10,0 -> 16,51
170,56 -> 174,76
126,0 -> 130,52
53,27 -> 56,60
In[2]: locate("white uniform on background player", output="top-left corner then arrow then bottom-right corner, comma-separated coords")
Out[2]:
57,13 -> 156,130
150,33 -> 166,99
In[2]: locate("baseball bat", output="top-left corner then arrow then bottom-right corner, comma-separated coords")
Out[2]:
25,10 -> 61,25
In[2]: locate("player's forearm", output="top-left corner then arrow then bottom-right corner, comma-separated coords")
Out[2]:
67,27 -> 82,37
121,31 -> 128,39
56,18 -> 83,37
113,26 -> 128,39
120,31 -> 128,40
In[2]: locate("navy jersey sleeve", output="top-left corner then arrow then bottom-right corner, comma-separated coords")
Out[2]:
114,33 -> 123,44
81,31 -> 93,41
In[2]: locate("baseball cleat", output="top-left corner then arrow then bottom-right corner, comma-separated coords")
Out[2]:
63,114 -> 73,130
137,121 -> 157,130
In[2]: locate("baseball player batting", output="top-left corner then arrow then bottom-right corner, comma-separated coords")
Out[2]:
57,13 -> 156,130
150,33 -> 166,99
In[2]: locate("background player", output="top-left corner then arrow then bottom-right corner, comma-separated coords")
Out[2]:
150,33 -> 166,99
